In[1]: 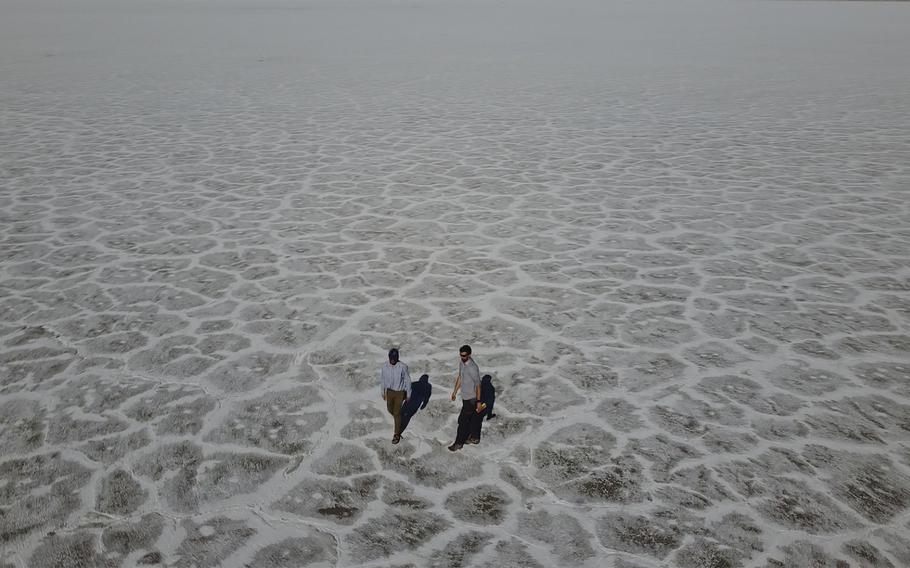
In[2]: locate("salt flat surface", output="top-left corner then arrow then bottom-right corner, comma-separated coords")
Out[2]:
1,0 -> 910,566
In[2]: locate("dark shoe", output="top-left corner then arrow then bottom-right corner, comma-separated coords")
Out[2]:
487,414 -> 497,420
392,434 -> 401,444
448,443 -> 463,452
466,438 -> 480,445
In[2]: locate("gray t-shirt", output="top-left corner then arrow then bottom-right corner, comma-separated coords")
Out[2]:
458,358 -> 481,401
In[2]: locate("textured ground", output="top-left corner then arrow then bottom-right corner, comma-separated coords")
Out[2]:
1,0 -> 910,566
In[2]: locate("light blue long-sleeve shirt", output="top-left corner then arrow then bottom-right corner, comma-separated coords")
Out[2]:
380,361 -> 412,399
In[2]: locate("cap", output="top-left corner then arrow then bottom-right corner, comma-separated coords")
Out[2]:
388,348 -> 399,360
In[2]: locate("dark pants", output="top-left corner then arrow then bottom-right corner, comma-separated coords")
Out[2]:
455,399 -> 482,444
386,389 -> 406,435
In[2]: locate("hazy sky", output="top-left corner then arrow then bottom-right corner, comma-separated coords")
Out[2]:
2,0 -> 909,106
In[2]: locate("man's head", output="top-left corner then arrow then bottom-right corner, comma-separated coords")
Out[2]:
388,348 -> 399,364
459,345 -> 471,361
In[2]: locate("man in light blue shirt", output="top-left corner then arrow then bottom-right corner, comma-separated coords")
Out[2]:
380,348 -> 411,444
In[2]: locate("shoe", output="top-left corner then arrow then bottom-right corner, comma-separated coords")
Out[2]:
448,443 -> 463,452
466,438 -> 479,445
392,434 -> 401,444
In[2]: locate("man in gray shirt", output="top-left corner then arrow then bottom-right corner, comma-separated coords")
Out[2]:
449,344 -> 483,451
380,348 -> 411,444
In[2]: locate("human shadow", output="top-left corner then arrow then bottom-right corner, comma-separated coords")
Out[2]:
400,374 -> 432,432
480,374 -> 496,421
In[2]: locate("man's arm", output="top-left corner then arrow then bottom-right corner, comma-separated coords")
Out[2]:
402,365 -> 412,401
379,367 -> 386,400
451,375 -> 461,401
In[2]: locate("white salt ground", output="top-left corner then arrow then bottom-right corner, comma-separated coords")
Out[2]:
1,0 -> 910,566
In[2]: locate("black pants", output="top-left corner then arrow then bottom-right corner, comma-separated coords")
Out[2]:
455,399 -> 482,444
